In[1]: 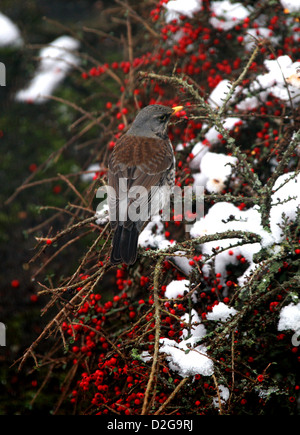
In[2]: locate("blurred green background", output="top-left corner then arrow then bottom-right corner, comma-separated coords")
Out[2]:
0,0 -> 124,414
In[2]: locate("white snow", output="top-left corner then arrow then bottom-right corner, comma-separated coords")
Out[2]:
189,169 -> 299,284
197,151 -> 238,193
278,303 -> 300,333
0,12 -> 23,48
189,201 -> 273,281
81,163 -> 101,182
159,293 -> 238,377
206,302 -> 237,321
95,204 -> 109,226
192,172 -> 209,191
165,279 -> 190,299
269,172 -> 300,242
189,141 -> 210,170
140,351 -> 152,363
189,117 -> 242,188
279,0 -> 300,12
159,338 -> 213,377
159,310 -> 214,377
181,310 -> 207,343
138,215 -> 172,250
213,385 -> 230,408
237,56 -> 300,111
209,1 -> 251,31
244,27 -> 278,51
205,117 -> 242,144
286,72 -> 300,89
171,253 -> 194,276
15,35 -> 80,104
164,0 -> 202,23
208,79 -> 234,108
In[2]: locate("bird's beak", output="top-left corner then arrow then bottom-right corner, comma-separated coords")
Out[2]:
171,105 -> 184,115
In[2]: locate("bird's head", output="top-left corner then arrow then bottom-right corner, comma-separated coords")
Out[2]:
127,104 -> 183,139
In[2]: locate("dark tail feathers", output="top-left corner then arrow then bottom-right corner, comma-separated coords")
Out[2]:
110,225 -> 139,265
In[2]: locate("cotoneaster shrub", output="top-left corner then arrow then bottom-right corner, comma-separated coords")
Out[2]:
16,0 -> 300,415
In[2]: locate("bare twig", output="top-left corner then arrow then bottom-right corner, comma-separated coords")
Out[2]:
142,257 -> 163,415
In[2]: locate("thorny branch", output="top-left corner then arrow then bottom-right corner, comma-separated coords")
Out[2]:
142,257 -> 163,415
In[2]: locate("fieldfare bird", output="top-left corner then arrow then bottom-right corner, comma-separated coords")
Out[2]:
108,104 -> 183,266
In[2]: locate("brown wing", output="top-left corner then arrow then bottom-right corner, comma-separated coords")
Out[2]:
108,134 -> 174,229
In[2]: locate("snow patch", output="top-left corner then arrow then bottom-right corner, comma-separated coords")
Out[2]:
15,36 -> 80,104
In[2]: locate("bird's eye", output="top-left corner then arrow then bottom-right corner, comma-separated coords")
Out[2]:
159,114 -> 168,121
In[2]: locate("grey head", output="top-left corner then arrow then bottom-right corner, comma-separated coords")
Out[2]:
126,104 -> 178,140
